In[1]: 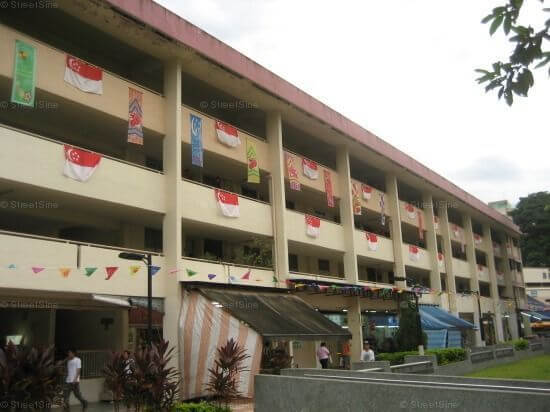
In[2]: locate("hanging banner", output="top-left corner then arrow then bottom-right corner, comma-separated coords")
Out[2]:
418,210 -> 424,241
215,189 -> 240,217
362,184 -> 372,201
366,232 -> 379,251
302,158 -> 319,180
379,193 -> 386,225
11,40 -> 37,107
215,120 -> 241,147
305,214 -> 321,238
246,137 -> 260,183
128,88 -> 144,145
64,55 -> 103,95
190,114 -> 203,167
433,216 -> 439,230
408,245 -> 421,262
405,203 -> 416,220
285,153 -> 301,191
352,183 -> 361,215
323,169 -> 334,208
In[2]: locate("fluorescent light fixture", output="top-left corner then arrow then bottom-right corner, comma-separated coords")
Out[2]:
211,301 -> 219,305
6,335 -> 23,345
369,310 -> 376,313
342,309 -> 348,312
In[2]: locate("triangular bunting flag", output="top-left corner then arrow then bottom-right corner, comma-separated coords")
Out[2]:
105,266 -> 118,280
32,266 -> 45,274
208,274 -> 216,280
151,266 -> 161,276
84,267 -> 97,277
8,264 -> 16,269
186,268 -> 197,277
272,276 -> 278,283
129,265 -> 140,276
59,268 -> 71,278
241,269 -> 251,280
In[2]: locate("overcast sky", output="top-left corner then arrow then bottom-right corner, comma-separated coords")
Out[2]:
156,0 -> 549,205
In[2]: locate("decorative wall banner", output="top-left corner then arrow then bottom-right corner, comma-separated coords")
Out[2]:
215,120 -> 241,147
323,170 -> 334,208
241,269 -> 251,280
302,158 -> 319,180
128,88 -> 144,145
64,55 -> 103,95
408,245 -> 421,262
366,232 -> 378,251
246,137 -> 260,183
405,203 -> 416,220
215,189 -> 240,217
379,193 -> 386,225
63,145 -> 102,182
190,114 -> 203,167
285,153 -> 301,191
352,183 -> 361,215
362,184 -> 372,201
11,40 -> 36,107
305,214 -> 321,238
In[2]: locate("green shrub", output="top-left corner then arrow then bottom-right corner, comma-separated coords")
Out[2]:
173,401 -> 232,412
377,348 -> 466,366
508,338 -> 529,351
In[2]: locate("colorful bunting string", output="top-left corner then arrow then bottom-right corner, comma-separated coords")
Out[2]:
59,268 -> 71,278
129,265 -> 140,276
32,267 -> 44,274
84,267 -> 97,277
105,266 -> 118,280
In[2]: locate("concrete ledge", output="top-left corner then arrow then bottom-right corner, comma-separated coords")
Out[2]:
351,361 -> 391,372
530,342 -> 543,351
494,347 -> 514,358
255,374 -> 550,412
470,350 -> 494,363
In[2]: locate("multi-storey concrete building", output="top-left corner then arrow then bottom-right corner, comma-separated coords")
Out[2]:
0,0 -> 528,401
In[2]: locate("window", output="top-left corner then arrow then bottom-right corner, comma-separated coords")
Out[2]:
388,271 -> 395,284
241,185 -> 258,199
145,228 -> 162,252
318,259 -> 330,275
367,268 -> 377,282
543,272 -> 547,280
204,239 -> 223,260
286,200 -> 295,210
289,254 -> 299,272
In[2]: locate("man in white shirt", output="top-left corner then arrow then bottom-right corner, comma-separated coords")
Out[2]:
361,341 -> 375,362
63,349 -> 88,411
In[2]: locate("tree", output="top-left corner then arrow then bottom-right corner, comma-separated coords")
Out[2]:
510,191 -> 550,267
476,0 -> 550,105
394,303 -> 427,352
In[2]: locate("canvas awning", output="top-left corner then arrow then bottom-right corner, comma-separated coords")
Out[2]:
420,305 -> 474,330
198,288 -> 351,340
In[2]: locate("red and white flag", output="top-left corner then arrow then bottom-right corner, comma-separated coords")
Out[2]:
433,216 -> 439,230
477,264 -> 484,273
366,232 -> 378,251
405,203 -> 416,220
362,184 -> 373,200
64,55 -> 103,95
215,189 -> 239,217
305,215 -> 320,238
409,245 -> 421,262
302,158 -> 319,180
63,145 -> 101,182
437,253 -> 444,269
474,234 -> 482,245
215,120 -> 241,147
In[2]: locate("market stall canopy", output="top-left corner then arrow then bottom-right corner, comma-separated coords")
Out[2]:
522,311 -> 550,321
420,305 -> 474,330
198,288 -> 351,340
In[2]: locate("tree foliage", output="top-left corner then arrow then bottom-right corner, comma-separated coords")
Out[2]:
394,303 -> 427,352
476,0 -> 550,105
510,191 -> 550,267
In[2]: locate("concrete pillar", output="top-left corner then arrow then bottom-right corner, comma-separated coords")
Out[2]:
266,112 -> 289,281
336,146 -> 358,283
463,215 -> 483,346
437,203 -> 457,314
501,233 -> 515,299
422,193 -> 442,295
162,59 -> 183,366
385,175 -> 406,289
482,224 -> 504,342
348,297 -> 363,362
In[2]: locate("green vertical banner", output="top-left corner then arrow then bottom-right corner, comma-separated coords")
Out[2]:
11,40 -> 37,107
246,136 -> 260,183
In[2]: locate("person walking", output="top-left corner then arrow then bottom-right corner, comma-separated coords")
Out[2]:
361,341 -> 375,361
63,349 -> 88,411
341,340 -> 351,369
316,342 -> 331,369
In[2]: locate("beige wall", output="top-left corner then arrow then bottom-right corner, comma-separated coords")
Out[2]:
285,210 -> 345,252
354,230 -> 394,262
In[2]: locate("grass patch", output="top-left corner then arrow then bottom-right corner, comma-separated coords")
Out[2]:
466,355 -> 550,381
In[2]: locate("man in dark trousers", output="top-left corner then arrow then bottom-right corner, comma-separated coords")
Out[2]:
64,349 -> 88,411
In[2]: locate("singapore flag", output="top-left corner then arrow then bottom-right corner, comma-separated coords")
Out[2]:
215,189 -> 240,217
64,55 -> 103,95
305,214 -> 321,238
63,145 -> 102,182
215,120 -> 241,147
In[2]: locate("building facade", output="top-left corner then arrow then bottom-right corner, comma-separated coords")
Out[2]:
525,267 -> 550,304
0,0 -> 528,401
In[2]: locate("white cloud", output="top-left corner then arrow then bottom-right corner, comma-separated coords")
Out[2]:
155,0 -> 549,203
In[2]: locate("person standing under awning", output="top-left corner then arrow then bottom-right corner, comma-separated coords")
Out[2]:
317,342 -> 331,369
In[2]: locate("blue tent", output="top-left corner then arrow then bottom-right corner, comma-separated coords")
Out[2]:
419,305 -> 474,349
